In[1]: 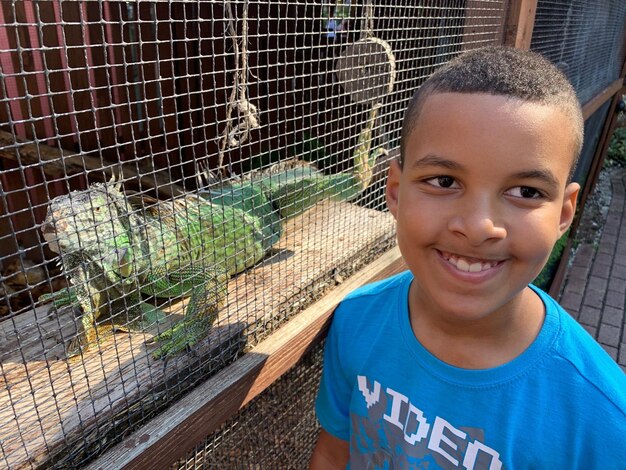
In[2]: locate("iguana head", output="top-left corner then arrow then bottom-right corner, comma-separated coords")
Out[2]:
41,178 -> 133,274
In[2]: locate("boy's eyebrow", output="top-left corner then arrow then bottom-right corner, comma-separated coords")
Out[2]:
510,169 -> 560,189
410,154 -> 464,171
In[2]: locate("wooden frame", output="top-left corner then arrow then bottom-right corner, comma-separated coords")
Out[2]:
86,248 -> 406,470
0,200 -> 396,468
504,0 -> 538,49
80,1 -> 626,465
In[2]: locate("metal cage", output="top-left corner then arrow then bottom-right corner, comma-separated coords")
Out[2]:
0,0 -> 623,467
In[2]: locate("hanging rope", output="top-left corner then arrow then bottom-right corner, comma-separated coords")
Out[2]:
218,0 -> 260,176
362,0 -> 374,39
335,0 -> 396,106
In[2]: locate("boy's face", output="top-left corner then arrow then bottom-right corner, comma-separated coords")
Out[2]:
386,92 -> 579,323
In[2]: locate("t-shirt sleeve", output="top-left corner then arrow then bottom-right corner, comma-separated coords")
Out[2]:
315,305 -> 353,442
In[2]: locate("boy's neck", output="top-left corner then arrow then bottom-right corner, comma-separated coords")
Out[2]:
408,285 -> 545,370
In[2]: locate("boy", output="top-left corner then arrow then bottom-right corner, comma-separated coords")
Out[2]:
310,46 -> 626,469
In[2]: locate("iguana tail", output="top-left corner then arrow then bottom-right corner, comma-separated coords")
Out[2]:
268,104 -> 384,219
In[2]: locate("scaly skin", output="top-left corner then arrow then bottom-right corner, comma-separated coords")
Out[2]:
40,104 -> 385,358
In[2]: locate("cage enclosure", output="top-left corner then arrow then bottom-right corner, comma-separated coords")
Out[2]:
0,0 -> 624,468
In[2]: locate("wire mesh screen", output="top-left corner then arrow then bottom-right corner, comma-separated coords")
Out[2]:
0,1 -> 507,467
530,0 -> 626,182
531,0 -> 626,105
174,340 -> 324,470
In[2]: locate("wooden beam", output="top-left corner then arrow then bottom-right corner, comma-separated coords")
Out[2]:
548,238 -> 572,298
582,79 -> 625,120
551,90 -> 623,296
86,247 -> 406,470
0,130 -> 185,199
504,0 -> 538,49
0,200 -> 396,468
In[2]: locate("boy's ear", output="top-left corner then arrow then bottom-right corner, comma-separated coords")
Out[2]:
385,159 -> 402,217
558,182 -> 580,236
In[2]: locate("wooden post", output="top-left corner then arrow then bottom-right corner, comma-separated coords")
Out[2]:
504,0 -> 538,49
550,87 -> 625,297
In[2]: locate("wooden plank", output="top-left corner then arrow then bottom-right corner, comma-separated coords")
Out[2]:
87,246 -> 406,470
548,237 -> 572,299
0,171 -> 20,267
0,200 -> 396,468
0,130 -> 184,199
106,2 -> 136,163
135,2 -> 182,184
12,1 -> 49,140
60,2 -> 96,152
551,43 -> 626,294
503,0 -> 537,49
551,90 -> 622,295
38,1 -> 77,152
153,3 -> 182,161
169,3 -> 198,167
84,2 -> 118,152
581,79 -> 624,121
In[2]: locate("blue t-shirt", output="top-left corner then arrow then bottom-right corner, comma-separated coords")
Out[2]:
316,271 -> 626,469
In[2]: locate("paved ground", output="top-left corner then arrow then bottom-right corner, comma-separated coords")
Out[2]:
559,168 -> 626,372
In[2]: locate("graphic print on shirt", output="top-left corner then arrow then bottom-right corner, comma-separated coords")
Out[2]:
351,375 -> 504,470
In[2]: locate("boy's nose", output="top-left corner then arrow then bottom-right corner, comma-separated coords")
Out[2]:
447,200 -> 507,246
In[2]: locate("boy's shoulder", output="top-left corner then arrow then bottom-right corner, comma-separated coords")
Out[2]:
537,287 -> 626,417
330,270 -> 412,336
342,269 -> 413,303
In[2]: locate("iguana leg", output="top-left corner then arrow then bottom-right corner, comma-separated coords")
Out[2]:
64,280 -> 106,356
146,267 -> 229,359
39,286 -> 79,309
104,289 -> 165,331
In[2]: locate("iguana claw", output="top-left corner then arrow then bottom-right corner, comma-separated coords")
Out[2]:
149,317 -> 212,359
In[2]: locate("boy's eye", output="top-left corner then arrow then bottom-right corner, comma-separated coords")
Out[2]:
424,176 -> 458,189
507,186 -> 542,199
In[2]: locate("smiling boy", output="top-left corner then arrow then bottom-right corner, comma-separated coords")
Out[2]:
310,47 -> 626,469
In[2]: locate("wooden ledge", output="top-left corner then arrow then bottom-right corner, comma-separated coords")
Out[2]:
0,200 -> 396,467
582,78 -> 624,120
87,246 -> 405,470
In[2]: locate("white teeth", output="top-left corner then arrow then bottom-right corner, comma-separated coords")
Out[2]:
468,263 -> 483,273
456,258 -> 470,271
444,254 -> 496,273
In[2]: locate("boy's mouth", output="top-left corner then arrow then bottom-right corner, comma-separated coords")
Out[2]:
439,251 -> 501,273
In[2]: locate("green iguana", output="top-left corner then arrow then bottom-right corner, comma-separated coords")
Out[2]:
40,104 -> 385,359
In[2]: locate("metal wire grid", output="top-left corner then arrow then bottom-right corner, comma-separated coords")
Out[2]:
531,0 -> 626,105
0,1 -> 508,467
174,340 -> 324,470
530,0 -> 626,183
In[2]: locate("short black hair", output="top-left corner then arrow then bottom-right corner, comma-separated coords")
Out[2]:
400,46 -> 584,174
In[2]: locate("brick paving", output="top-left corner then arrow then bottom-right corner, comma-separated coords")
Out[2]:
559,169 -> 626,372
